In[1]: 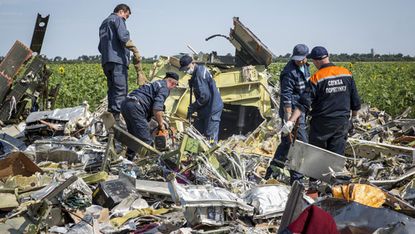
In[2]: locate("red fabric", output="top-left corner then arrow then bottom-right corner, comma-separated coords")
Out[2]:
134,223 -> 159,233
288,205 -> 339,234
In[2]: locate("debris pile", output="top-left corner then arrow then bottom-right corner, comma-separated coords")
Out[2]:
1,16 -> 415,234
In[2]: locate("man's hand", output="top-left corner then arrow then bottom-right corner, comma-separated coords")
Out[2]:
349,116 -> 360,135
158,123 -> 166,131
351,116 -> 360,124
282,121 -> 294,135
284,112 -> 292,122
187,104 -> 196,119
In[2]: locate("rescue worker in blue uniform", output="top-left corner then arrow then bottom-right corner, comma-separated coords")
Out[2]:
283,46 -> 361,157
265,44 -> 311,183
121,72 -> 179,159
179,55 -> 224,142
98,4 -> 146,123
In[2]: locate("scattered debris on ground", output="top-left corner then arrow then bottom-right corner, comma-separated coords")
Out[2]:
1,15 -> 414,234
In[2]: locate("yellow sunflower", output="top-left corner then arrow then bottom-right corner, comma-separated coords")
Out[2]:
59,66 -> 65,75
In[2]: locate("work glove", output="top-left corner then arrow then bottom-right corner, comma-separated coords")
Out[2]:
132,52 -> 141,65
126,40 -> 148,85
126,40 -> 140,54
137,70 -> 148,86
132,60 -> 148,86
281,121 -> 294,135
348,116 -> 360,135
187,104 -> 196,120
351,116 -> 360,125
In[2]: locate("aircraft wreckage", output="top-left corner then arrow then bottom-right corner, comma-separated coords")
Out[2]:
0,16 -> 415,233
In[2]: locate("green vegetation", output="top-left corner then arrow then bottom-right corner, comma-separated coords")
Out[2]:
49,62 -> 415,117
346,62 -> 415,117
269,62 -> 415,117
48,63 -> 153,111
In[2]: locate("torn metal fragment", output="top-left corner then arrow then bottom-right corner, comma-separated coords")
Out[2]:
0,133 -> 27,157
93,178 -> 136,209
0,152 -> 42,179
242,184 -> 290,219
287,140 -> 347,183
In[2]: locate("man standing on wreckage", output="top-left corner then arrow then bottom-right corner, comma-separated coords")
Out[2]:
98,4 -> 147,124
265,44 -> 311,184
120,72 -> 179,160
179,55 -> 224,143
282,46 -> 361,179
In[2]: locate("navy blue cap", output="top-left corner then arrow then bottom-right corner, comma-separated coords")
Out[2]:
307,46 -> 329,60
291,44 -> 309,61
165,72 -> 179,81
179,55 -> 193,71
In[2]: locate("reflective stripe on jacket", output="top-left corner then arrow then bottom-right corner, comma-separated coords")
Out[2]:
296,63 -> 361,118
98,13 -> 130,66
127,80 -> 169,120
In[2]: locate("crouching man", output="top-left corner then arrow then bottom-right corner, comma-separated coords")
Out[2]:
121,72 -> 179,159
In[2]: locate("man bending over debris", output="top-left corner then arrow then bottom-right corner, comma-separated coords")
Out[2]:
283,46 -> 361,156
179,55 -> 224,143
121,72 -> 179,159
265,44 -> 311,183
98,4 -> 147,124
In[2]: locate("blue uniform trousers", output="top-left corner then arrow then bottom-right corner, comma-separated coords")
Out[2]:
265,114 -> 308,184
103,62 -> 128,114
194,110 -> 222,143
309,116 -> 349,155
121,99 -> 152,156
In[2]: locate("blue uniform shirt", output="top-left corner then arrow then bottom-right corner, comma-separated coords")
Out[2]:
128,80 -> 169,119
189,64 -> 223,116
279,60 -> 311,119
98,13 -> 130,66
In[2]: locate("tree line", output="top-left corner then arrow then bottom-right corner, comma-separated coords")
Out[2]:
273,53 -> 415,62
1,53 -> 414,64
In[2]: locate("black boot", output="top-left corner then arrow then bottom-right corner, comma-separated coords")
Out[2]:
113,112 -> 120,122
264,166 -> 273,180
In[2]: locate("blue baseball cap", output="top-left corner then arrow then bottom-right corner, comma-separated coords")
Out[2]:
179,55 -> 193,71
307,46 -> 329,60
291,44 -> 309,61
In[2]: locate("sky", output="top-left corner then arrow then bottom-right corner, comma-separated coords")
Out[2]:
1,0 -> 414,59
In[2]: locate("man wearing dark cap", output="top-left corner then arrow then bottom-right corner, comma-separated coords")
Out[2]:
283,46 -> 361,157
98,4 -> 147,124
179,55 -> 223,142
265,44 -> 311,183
121,72 -> 179,159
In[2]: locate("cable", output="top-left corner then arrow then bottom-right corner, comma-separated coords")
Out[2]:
347,140 -> 358,176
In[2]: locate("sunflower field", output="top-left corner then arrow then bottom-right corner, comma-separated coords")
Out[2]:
49,62 -> 415,117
